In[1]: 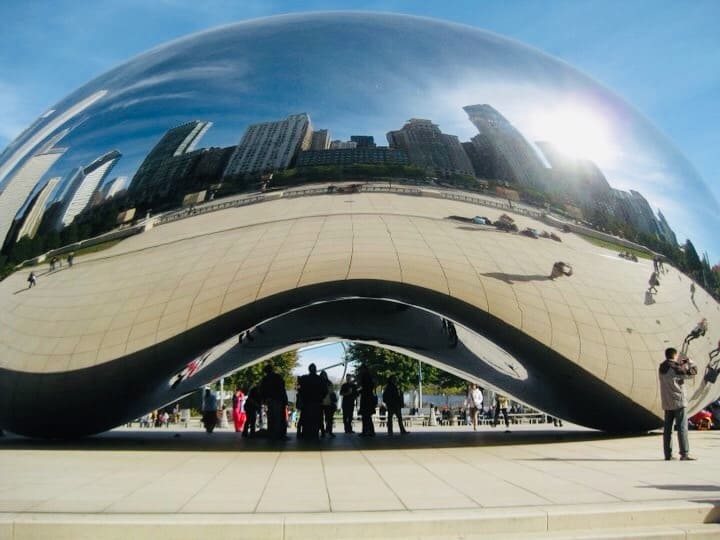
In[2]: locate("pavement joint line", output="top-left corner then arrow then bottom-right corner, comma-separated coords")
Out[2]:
319,451 -> 333,513
358,449 -> 408,511
483,442 -> 625,504
98,451 -> 199,513
402,448 -> 482,509
445,444 -> 556,505
252,451 -> 282,514
176,450 -> 237,513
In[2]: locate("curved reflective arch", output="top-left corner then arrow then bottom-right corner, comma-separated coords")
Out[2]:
0,13 -> 718,438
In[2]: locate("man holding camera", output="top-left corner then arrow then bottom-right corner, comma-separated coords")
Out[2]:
659,347 -> 698,461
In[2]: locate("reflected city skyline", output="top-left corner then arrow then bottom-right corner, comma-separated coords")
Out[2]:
0,13 -> 716,264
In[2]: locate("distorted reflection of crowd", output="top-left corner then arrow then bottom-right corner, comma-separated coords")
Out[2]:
142,365 -> 563,442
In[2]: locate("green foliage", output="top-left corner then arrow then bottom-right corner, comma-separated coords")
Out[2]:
345,343 -> 468,393
223,351 -> 299,392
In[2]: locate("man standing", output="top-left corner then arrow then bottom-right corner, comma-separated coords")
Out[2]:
259,364 -> 288,440
659,347 -> 697,461
382,375 -> 409,436
340,374 -> 358,434
493,394 -> 510,432
297,364 -> 326,440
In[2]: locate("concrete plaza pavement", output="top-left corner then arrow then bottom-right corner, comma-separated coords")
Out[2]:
1,425 -> 719,538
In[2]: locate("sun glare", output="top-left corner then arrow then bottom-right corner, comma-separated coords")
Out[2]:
529,104 -> 617,166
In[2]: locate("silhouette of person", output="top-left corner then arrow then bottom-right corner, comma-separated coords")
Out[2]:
382,375 -> 409,435
201,388 -> 218,434
242,386 -> 261,438
319,370 -> 337,438
259,364 -> 288,440
493,394 -> 510,432
357,364 -> 377,437
27,272 -> 37,288
297,363 -> 326,440
340,374 -> 358,434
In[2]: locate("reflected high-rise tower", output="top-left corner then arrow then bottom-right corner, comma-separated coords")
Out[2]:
310,129 -> 331,150
14,177 -> 61,242
57,150 -> 121,228
463,104 -> 545,188
223,113 -> 313,176
128,121 -> 212,202
387,119 -> 473,177
0,91 -> 105,190
0,146 -> 66,249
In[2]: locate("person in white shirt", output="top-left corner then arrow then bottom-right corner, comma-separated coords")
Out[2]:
466,384 -> 483,431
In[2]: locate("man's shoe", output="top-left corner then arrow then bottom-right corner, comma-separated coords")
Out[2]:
664,456 -> 676,461
680,455 -> 697,461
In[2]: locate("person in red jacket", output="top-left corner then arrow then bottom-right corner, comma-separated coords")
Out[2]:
232,388 -> 247,433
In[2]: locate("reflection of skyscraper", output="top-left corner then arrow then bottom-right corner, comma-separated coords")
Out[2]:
535,141 -> 611,204
0,90 -> 106,189
463,104 -> 545,187
329,140 -> 357,149
0,146 -> 66,248
223,114 -> 312,176
350,135 -> 376,148
610,189 -> 662,238
102,176 -> 127,200
15,177 -> 61,241
58,150 -> 121,228
129,121 -> 212,198
387,119 -> 473,177
657,210 -> 678,247
310,129 -> 331,150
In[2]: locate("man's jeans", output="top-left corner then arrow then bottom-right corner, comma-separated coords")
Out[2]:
663,407 -> 689,458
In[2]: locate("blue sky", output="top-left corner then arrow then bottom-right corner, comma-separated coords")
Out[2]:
1,0 -> 717,205
1,1 -> 718,368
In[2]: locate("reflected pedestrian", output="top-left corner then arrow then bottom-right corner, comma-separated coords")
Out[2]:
648,271 -> 660,294
659,347 -> 697,460
67,252 -> 75,267
550,261 -> 572,280
683,318 -> 708,354
357,364 -> 377,437
382,375 -> 409,435
340,374 -> 358,434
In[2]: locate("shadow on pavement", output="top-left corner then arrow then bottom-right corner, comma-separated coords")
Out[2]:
0,427 -> 653,453
643,485 -> 720,492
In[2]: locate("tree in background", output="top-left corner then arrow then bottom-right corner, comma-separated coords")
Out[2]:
345,343 -> 467,393
223,351 -> 299,392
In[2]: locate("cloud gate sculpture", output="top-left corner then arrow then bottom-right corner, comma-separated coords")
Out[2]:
0,12 -> 719,438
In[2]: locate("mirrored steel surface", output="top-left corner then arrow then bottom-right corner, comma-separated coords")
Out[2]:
0,13 -> 718,437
